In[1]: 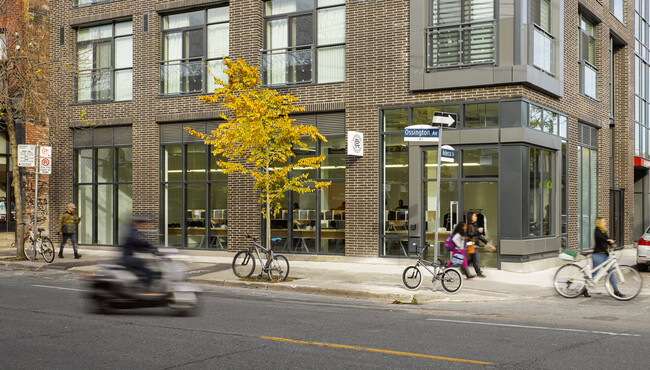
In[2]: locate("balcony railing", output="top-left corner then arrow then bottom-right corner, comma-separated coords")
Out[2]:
533,27 -> 554,75
73,69 -> 112,102
159,60 -> 204,96
261,46 -> 314,86
427,20 -> 495,70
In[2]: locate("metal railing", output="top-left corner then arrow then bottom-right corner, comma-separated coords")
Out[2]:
427,20 -> 495,70
159,60 -> 204,96
73,69 -> 112,102
261,46 -> 314,86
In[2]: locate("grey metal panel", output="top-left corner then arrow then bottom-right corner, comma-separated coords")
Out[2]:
500,127 -> 562,150
459,128 -> 499,144
113,126 -> 132,145
183,122 -> 205,142
407,144 -> 421,237
499,0 -> 516,67
294,114 -> 316,127
73,129 -> 92,148
160,123 -> 181,144
317,112 -> 345,135
499,145 -> 526,239
94,127 -> 113,146
409,0 -> 427,91
500,237 -> 561,255
499,100 -> 525,127
493,67 -> 513,84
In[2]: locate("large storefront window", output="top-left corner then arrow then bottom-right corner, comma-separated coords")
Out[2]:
577,124 -> 598,249
528,147 -> 554,237
0,131 -> 14,232
269,113 -> 345,254
73,127 -> 132,245
161,122 -> 227,249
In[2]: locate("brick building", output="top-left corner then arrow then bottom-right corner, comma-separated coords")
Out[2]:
48,0 -> 638,270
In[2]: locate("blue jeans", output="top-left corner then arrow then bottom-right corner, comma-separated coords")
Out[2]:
591,252 -> 619,292
59,233 -> 78,256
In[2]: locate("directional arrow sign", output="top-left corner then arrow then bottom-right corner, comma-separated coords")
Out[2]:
432,112 -> 457,128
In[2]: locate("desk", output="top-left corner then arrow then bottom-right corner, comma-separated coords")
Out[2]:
270,229 -> 346,252
167,227 -> 228,249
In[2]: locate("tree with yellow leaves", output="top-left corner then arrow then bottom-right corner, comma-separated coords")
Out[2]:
187,59 -> 330,250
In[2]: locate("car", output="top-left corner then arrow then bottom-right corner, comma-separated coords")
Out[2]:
637,227 -> 650,272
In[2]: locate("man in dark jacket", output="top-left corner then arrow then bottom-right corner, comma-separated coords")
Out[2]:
122,215 -> 156,289
57,203 -> 82,259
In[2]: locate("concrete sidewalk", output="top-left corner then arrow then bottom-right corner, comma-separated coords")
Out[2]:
0,246 -> 641,303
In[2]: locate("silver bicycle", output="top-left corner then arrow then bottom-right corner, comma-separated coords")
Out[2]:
22,222 -> 55,263
402,243 -> 463,293
554,245 -> 643,301
231,235 -> 290,281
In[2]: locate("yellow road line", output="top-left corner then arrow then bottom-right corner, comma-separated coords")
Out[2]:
260,336 -> 495,366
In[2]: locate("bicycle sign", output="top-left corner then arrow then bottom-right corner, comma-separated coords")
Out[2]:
39,157 -> 52,175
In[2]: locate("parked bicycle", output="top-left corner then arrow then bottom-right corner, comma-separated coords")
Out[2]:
232,235 -> 290,281
402,243 -> 463,293
22,222 -> 55,263
554,245 -> 643,301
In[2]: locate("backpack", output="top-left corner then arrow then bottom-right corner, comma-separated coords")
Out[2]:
444,233 -> 456,251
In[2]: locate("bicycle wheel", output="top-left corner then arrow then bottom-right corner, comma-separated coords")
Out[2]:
232,251 -> 255,278
267,255 -> 289,281
402,266 -> 422,290
41,237 -> 55,263
553,263 -> 587,298
441,268 -> 463,294
23,236 -> 36,261
605,266 -> 643,301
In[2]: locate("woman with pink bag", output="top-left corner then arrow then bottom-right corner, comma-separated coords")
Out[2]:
446,221 -> 474,279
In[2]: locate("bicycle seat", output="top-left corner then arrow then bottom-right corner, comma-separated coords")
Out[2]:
271,238 -> 282,243
37,228 -> 45,233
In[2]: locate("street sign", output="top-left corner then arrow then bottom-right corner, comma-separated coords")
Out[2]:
39,157 -> 52,175
431,112 -> 457,128
39,146 -> 52,158
18,145 -> 36,167
347,131 -> 364,156
404,125 -> 439,142
440,145 -> 455,162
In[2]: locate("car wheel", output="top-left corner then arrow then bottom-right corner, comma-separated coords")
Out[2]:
637,263 -> 649,272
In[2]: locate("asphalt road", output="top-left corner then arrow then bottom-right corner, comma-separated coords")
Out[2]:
1,268 -> 648,369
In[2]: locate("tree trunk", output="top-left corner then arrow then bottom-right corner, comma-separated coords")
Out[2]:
4,99 -> 26,259
265,161 -> 271,251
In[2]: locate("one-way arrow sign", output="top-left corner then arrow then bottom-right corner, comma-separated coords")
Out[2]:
432,112 -> 457,128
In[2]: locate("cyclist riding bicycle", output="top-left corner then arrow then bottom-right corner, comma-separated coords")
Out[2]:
583,217 -> 623,298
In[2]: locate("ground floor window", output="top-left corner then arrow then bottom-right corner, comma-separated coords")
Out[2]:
160,122 -> 226,249
528,147 -> 554,237
268,113 -> 346,255
577,124 -> 598,249
73,126 -> 132,245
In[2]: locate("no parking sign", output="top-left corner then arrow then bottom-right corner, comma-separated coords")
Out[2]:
39,157 -> 52,174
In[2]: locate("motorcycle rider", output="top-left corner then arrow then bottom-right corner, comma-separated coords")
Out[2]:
122,215 -> 157,290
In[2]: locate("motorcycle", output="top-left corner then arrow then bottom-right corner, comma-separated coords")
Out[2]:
83,247 -> 202,315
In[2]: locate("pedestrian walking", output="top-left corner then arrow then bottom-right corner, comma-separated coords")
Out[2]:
447,221 -> 474,279
57,203 -> 82,259
467,212 -> 488,278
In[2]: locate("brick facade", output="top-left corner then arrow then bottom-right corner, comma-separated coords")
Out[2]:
48,0 -> 636,257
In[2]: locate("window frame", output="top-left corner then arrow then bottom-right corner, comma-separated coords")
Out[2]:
159,6 -> 230,96
531,0 -> 555,75
74,20 -> 133,103
579,14 -> 598,100
261,0 -> 346,86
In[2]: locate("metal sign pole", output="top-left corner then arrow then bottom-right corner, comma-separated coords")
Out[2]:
34,145 -> 39,233
433,129 -> 442,263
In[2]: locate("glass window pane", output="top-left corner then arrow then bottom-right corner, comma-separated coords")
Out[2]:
265,0 -> 314,16
318,0 -> 345,6
543,109 -> 558,134
529,105 -> 542,130
293,140 -> 317,179
207,59 -> 227,92
77,149 -> 93,183
384,134 -> 408,233
462,148 -> 498,177
164,145 -> 183,182
77,185 -> 93,244
270,196 -> 288,252
114,69 -> 132,101
186,183 -> 206,248
114,21 -> 133,37
317,45 -> 344,83
321,136 -> 345,179
117,147 -> 132,182
185,29 -> 204,59
425,149 -> 458,179
186,144 -> 206,181
164,184 -> 183,247
318,6 -> 345,45
163,10 -> 204,30
97,184 -> 114,245
464,102 -> 498,127
163,32 -> 183,61
77,43 -> 93,71
383,108 -> 408,132
320,182 -> 345,254
77,24 -> 112,42
584,65 -> 597,99
529,148 -> 541,236
541,150 -> 553,235
114,36 -> 132,68
209,151 -> 227,181
208,24 -> 229,59
559,115 -> 568,138
291,192 -> 316,253
208,6 -> 229,23
291,14 -> 313,46
117,184 -> 132,244
96,148 -> 114,183
412,105 -> 461,126
209,183 -> 228,249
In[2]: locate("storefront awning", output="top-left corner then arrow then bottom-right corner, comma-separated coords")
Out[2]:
634,156 -> 650,169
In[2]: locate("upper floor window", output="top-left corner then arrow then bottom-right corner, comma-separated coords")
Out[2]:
532,0 -> 554,74
0,29 -> 6,60
74,0 -> 118,7
611,0 -> 624,23
579,15 -> 597,99
75,21 -> 133,103
262,0 -> 345,86
160,7 -> 229,96
427,0 -> 495,69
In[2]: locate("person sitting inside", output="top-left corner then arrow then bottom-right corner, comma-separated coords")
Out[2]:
122,215 -> 157,290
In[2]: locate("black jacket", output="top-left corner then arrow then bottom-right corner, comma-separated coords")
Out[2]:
122,225 -> 152,257
594,227 -> 611,255
467,222 -> 488,245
